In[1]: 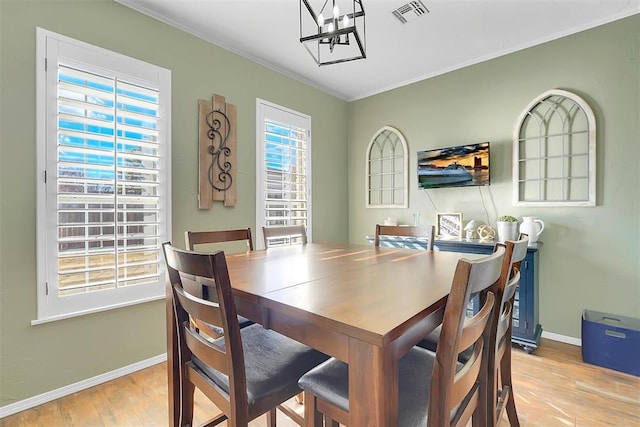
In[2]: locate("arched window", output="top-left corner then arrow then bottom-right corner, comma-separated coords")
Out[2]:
366,126 -> 408,208
513,89 -> 596,206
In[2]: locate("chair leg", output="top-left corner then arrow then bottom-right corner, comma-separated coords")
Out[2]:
303,390 -> 323,427
501,345 -> 520,427
267,408 -> 277,427
180,378 -> 196,427
504,385 -> 519,426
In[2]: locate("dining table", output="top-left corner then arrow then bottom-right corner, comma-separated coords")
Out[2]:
166,241 -> 480,426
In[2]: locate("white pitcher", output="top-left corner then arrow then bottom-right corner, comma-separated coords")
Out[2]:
519,216 -> 544,243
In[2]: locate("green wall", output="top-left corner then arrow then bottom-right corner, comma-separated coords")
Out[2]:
347,15 -> 640,339
1,0 -> 638,410
0,0 -> 348,406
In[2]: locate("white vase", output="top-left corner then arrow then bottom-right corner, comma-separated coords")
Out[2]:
519,216 -> 545,243
496,221 -> 518,243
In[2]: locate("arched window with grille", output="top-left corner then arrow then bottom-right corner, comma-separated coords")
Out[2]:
513,89 -> 596,206
366,126 -> 408,208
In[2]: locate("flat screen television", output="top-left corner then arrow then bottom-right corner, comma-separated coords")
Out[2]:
417,142 -> 490,189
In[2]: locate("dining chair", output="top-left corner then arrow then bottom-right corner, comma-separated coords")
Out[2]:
417,235 -> 529,427
162,243 -> 329,427
185,228 -> 254,252
374,224 -> 435,250
262,225 -> 307,248
261,224 -> 308,407
490,236 -> 528,427
184,228 -> 255,338
297,245 -> 506,427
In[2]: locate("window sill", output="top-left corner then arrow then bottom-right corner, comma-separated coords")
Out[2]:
31,294 -> 165,325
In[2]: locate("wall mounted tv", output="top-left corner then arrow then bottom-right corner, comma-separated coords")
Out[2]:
417,142 -> 490,189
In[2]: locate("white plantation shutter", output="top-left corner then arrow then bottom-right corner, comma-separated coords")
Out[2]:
36,29 -> 171,321
256,100 -> 311,249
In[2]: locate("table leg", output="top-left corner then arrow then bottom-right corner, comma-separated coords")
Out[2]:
349,338 -> 398,426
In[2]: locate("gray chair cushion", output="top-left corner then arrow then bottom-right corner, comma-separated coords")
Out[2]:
204,315 -> 253,337
298,346 -> 440,427
191,324 -> 329,405
416,328 -> 440,352
417,325 -> 474,363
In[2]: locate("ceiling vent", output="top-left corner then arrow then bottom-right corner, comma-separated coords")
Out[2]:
392,1 -> 429,24
393,0 -> 429,24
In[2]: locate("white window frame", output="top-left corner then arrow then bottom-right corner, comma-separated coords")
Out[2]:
255,99 -> 312,250
35,28 -> 172,323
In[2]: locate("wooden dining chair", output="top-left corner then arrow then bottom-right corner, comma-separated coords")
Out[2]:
374,224 -> 435,250
417,235 -> 529,427
183,228 -> 255,339
261,224 -> 308,407
297,245 -> 506,427
185,228 -> 254,252
262,225 -> 307,248
162,243 -> 329,427
490,236 -> 528,427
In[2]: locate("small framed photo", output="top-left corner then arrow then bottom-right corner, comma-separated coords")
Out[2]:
436,213 -> 463,238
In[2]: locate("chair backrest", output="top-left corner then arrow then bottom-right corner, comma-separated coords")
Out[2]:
428,245 -> 505,426
185,228 -> 254,252
262,225 -> 307,248
496,269 -> 520,355
184,228 -> 253,301
508,233 -> 529,277
374,224 -> 435,250
493,235 -> 529,349
162,243 -> 249,418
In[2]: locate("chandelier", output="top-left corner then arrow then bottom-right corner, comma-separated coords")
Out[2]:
299,0 -> 366,66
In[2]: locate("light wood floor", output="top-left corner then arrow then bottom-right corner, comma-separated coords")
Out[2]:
1,339 -> 639,426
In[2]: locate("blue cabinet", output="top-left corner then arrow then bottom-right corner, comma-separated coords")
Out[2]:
434,239 -> 542,353
366,235 -> 543,353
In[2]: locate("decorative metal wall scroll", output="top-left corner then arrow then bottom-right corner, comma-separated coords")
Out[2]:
198,94 -> 237,208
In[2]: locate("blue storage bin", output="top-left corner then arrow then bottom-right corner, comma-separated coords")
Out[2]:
582,310 -> 640,376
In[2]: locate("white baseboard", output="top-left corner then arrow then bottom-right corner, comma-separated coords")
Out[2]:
541,330 -> 582,346
0,353 -> 167,419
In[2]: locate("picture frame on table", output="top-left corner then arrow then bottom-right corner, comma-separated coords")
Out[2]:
436,213 -> 463,238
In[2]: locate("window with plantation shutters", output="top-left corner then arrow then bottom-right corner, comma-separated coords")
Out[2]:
256,100 -> 311,249
35,28 -> 171,322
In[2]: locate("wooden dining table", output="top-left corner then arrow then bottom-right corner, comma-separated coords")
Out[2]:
166,241 -> 479,426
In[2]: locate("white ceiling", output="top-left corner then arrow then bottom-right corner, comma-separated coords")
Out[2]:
115,0 -> 639,101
